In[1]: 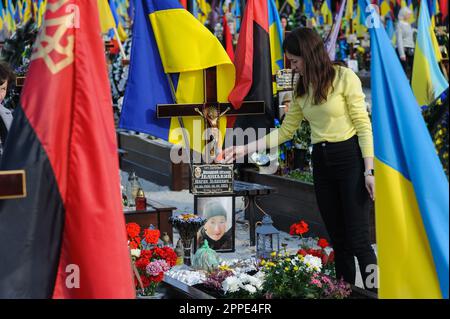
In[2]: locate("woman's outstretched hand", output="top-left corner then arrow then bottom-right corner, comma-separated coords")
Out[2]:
217,145 -> 247,164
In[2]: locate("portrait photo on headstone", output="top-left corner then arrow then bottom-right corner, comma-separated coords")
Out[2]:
194,195 -> 235,253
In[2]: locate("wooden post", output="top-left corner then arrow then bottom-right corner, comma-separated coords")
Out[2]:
156,67 -> 265,163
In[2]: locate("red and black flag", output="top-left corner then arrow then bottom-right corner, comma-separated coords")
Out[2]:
0,0 -> 134,298
227,0 -> 277,132
223,14 -> 235,62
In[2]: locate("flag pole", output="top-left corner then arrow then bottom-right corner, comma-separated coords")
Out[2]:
113,27 -> 127,60
279,1 -> 288,15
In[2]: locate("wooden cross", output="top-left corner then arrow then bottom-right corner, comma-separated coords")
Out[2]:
157,66 -> 265,163
0,170 -> 26,200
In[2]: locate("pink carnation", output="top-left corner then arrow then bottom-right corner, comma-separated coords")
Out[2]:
146,260 -> 169,276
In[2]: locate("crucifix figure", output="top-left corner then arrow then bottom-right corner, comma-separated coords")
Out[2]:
157,66 -> 265,163
194,105 -> 230,159
0,170 -> 26,200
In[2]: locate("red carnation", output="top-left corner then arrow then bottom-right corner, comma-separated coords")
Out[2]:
162,247 -> 177,266
289,220 -> 309,236
144,229 -> 160,245
148,272 -> 164,283
126,223 -> 141,239
129,240 -> 139,249
140,249 -> 152,260
297,249 -> 308,256
289,224 -> 297,236
140,275 -> 151,288
318,238 -> 329,249
296,220 -> 309,235
135,257 -> 149,270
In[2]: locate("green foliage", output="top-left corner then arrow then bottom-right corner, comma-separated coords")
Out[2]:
287,169 -> 314,183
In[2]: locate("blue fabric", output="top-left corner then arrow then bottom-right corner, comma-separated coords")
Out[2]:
369,0 -> 449,298
119,0 -> 180,138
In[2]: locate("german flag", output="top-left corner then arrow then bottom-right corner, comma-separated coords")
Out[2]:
0,0 -> 134,298
228,0 -> 276,133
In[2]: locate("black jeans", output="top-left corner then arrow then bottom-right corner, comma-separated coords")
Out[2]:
312,135 -> 377,292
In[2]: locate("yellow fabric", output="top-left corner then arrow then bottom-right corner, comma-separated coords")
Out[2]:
37,0 -> 46,27
197,0 -> 211,25
380,0 -> 391,17
149,9 -> 235,154
267,66 -> 373,158
23,0 -> 32,23
375,159 -> 443,298
118,23 -> 128,42
345,0 -> 353,20
412,46 -> 434,106
430,18 -> 443,62
97,0 -> 116,34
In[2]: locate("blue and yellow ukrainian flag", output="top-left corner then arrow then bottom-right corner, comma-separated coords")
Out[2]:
345,0 -> 353,20
367,1 -> 449,299
429,0 -> 440,27
14,0 -> 23,24
195,0 -> 211,25
97,0 -> 116,38
286,0 -> 299,10
23,0 -> 32,24
354,0 -> 367,36
380,0 -> 391,17
0,0 -> 5,31
412,0 -> 448,106
268,0 -> 284,77
109,0 -> 128,41
6,0 -> 16,32
385,15 -> 396,45
234,0 -> 241,33
303,0 -> 313,18
119,0 -> 235,154
321,0 -> 333,25
37,0 -> 47,27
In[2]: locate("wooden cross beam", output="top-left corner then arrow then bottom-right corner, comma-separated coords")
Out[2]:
157,66 -> 265,162
0,170 -> 26,200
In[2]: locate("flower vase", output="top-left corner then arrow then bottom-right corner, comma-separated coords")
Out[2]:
181,238 -> 193,266
136,292 -> 165,299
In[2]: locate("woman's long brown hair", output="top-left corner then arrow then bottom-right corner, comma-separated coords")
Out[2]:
283,28 -> 341,105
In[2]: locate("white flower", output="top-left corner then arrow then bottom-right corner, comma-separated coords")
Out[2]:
222,276 -> 240,293
130,249 -> 141,258
244,284 -> 257,294
303,255 -> 322,272
245,275 -> 263,289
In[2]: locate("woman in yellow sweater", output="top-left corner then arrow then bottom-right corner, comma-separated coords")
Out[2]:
222,28 -> 377,292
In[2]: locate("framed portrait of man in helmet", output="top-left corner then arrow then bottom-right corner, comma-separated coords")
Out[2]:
194,195 -> 235,253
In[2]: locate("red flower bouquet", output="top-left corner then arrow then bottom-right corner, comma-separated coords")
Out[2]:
289,221 -> 336,275
126,223 -> 176,296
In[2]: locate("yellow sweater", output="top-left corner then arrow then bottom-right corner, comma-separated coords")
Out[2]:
267,65 -> 374,158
